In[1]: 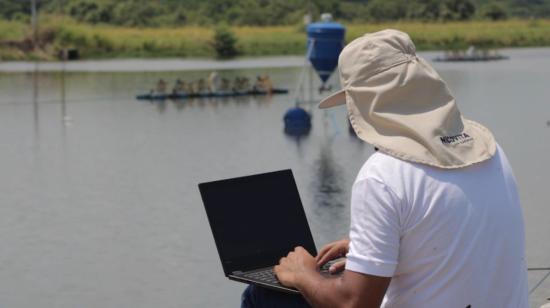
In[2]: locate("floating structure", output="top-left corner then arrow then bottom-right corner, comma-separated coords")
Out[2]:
306,15 -> 346,90
434,46 -> 508,62
284,14 -> 346,136
136,88 -> 288,100
283,107 -> 311,137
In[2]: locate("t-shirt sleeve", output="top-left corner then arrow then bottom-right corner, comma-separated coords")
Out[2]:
345,177 -> 401,277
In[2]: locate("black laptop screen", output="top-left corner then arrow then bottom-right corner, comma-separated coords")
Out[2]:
199,169 -> 317,275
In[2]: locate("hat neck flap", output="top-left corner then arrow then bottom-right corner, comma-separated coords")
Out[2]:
347,56 -> 496,168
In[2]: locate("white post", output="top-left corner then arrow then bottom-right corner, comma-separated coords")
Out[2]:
31,0 -> 37,48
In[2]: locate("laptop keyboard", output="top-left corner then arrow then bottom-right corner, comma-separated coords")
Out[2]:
243,268 -> 280,284
241,261 -> 337,285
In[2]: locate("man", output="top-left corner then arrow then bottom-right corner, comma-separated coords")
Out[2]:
172,78 -> 186,95
155,78 -> 167,95
242,29 -> 528,307
208,71 -> 221,93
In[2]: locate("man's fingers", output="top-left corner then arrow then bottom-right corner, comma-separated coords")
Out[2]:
316,247 -> 333,266
316,239 -> 349,266
317,246 -> 340,266
329,260 -> 346,274
316,247 -> 334,266
317,244 -> 333,260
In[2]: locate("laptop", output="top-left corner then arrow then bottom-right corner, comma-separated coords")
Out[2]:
199,169 -> 333,294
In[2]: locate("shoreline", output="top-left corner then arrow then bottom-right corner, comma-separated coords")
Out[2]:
0,56 -> 306,73
2,47 -> 550,73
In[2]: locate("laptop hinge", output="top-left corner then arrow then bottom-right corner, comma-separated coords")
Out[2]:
232,271 -> 243,275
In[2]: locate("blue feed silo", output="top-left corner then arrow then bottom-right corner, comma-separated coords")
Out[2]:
306,20 -> 346,87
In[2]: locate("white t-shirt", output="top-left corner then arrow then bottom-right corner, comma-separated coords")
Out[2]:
345,144 -> 529,308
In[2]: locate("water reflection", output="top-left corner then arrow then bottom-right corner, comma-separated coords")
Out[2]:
172,99 -> 186,111
156,100 -> 167,113
140,92 -> 275,114
32,63 -> 39,140
284,125 -> 311,138
59,64 -> 73,132
312,143 -> 345,208
283,124 -> 311,156
308,141 -> 350,246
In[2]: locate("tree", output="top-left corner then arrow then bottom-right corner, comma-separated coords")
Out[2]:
367,0 -> 408,21
441,0 -> 476,20
111,0 -> 165,27
480,2 -> 509,20
0,0 -> 30,19
407,0 -> 443,20
65,0 -> 113,24
211,25 -> 239,59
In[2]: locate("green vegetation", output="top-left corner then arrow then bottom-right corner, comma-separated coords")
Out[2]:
349,20 -> 550,50
3,0 -> 550,26
212,25 -> 239,59
2,17 -> 550,61
2,0 -> 550,60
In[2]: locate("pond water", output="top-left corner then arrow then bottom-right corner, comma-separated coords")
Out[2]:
0,48 -> 549,307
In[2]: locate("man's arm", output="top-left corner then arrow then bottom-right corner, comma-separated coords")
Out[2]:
275,246 -> 391,308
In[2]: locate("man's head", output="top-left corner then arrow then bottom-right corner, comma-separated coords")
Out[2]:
319,29 -> 496,169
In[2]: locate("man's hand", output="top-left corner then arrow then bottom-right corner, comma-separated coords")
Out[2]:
274,246 -> 317,288
275,243 -> 391,308
316,238 -> 350,274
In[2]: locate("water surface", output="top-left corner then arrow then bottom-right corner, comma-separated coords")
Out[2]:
0,48 -> 549,307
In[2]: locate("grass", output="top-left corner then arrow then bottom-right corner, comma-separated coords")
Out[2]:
0,19 -> 28,41
2,16 -> 550,61
347,20 -> 550,50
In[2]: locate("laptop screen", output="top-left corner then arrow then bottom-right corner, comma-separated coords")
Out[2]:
199,169 -> 317,275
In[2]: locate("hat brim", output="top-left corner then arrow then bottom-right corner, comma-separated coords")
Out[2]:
318,90 -> 346,109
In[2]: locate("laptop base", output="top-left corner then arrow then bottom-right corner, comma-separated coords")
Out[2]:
228,259 -> 343,295
229,271 -> 300,294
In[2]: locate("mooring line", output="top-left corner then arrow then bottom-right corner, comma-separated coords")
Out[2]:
529,268 -> 550,295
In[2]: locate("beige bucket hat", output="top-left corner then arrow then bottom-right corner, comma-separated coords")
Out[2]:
319,29 -> 496,169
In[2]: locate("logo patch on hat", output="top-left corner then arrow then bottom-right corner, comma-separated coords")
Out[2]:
440,133 -> 473,145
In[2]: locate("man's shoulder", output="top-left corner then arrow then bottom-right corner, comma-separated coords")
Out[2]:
356,145 -> 512,190
357,150 -> 416,182
360,144 -> 508,177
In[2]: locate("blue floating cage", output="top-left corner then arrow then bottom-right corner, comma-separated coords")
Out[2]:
284,107 -> 311,129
